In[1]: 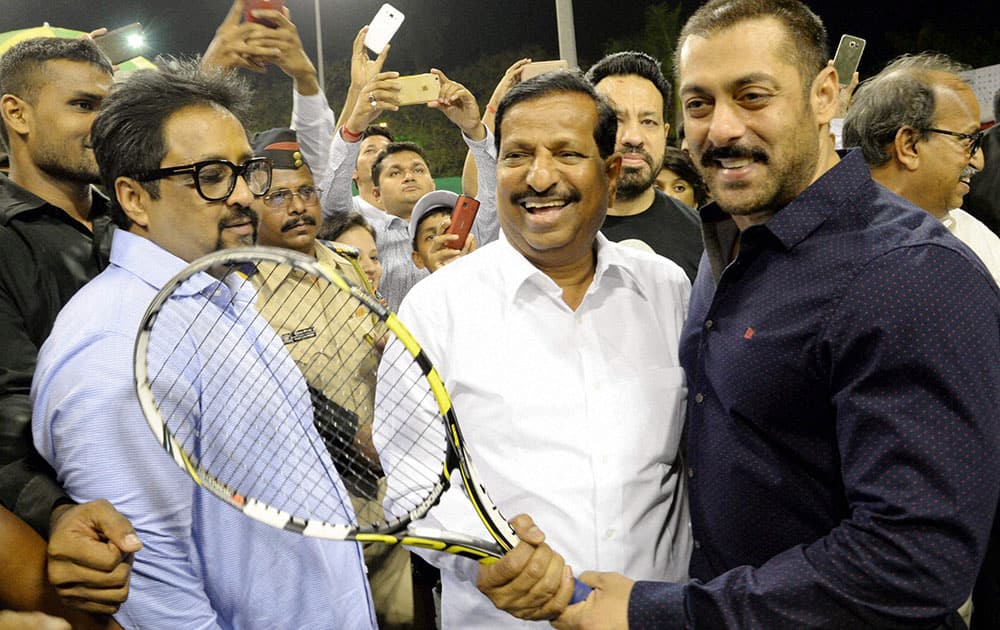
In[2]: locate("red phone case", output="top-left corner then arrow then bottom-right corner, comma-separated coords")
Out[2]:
244,0 -> 285,26
444,195 -> 480,250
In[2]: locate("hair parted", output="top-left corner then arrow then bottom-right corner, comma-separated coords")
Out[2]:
494,70 -> 618,159
843,52 -> 970,167
90,58 -> 252,228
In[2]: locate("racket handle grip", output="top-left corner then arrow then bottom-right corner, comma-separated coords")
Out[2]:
570,578 -> 592,604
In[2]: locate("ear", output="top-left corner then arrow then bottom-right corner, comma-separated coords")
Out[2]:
0,94 -> 30,138
411,250 -> 426,269
892,126 -> 922,171
663,121 -> 671,141
810,64 -> 839,125
114,176 -> 151,228
605,152 -> 623,202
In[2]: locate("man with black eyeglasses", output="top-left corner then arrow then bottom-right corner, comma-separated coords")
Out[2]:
844,52 -> 1000,286
31,62 -> 377,628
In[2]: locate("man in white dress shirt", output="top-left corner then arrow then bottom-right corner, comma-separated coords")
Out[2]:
843,52 -> 1000,285
384,70 -> 693,628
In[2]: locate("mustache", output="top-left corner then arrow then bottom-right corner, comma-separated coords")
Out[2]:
701,145 -> 770,168
219,205 -> 259,229
508,188 -> 582,206
281,215 -> 317,232
620,143 -> 653,166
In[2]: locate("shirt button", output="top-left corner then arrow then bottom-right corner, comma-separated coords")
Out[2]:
705,319 -> 714,329
605,529 -> 615,539
693,540 -> 701,550
694,393 -> 704,403
688,466 -> 694,478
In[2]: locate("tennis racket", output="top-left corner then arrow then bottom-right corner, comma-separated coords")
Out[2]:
133,246 -> 591,603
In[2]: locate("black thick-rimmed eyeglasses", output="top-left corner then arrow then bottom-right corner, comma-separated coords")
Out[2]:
134,157 -> 273,202
923,128 -> 985,157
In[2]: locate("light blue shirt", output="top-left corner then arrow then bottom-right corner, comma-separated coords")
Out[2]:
32,230 -> 376,630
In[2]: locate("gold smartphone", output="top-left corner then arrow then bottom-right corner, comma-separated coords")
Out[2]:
521,60 -> 569,81
396,73 -> 441,106
832,35 -> 866,85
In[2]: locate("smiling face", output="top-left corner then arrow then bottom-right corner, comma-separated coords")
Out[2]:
913,80 -> 985,216
18,59 -> 112,184
678,17 -> 837,226
594,74 -> 668,201
496,91 -> 621,271
124,104 -> 258,262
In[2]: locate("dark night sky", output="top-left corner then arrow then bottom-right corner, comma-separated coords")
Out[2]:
2,1 -> 997,82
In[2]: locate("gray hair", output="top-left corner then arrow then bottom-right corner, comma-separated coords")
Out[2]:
843,53 -> 970,167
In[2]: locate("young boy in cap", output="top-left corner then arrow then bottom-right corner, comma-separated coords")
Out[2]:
408,190 -> 478,273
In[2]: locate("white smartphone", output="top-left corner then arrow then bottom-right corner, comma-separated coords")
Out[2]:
832,35 -> 866,86
364,4 -> 405,54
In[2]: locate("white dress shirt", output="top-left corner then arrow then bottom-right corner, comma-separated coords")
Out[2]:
392,234 -> 693,629
942,207 -> 1000,286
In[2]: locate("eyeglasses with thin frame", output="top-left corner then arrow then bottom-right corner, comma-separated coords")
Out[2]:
134,157 -> 273,202
261,185 -> 323,209
923,128 -> 985,157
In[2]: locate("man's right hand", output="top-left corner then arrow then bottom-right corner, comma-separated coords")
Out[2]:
476,514 -> 576,621
48,500 -> 141,615
202,0 -> 281,73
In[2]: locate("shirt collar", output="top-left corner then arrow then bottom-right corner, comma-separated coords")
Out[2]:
0,173 -> 111,225
699,149 -> 871,280
109,230 -> 216,296
497,231 -> 650,306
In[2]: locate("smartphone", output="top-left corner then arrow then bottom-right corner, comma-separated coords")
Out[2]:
521,60 -> 570,81
396,73 -> 441,106
93,23 -> 144,65
364,3 -> 405,54
444,195 -> 480,250
832,35 -> 866,86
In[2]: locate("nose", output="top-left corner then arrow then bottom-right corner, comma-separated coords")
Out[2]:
619,117 -> 644,150
402,169 -> 416,182
228,175 -> 255,207
289,192 -> 306,214
525,152 -> 557,193
704,100 -> 747,149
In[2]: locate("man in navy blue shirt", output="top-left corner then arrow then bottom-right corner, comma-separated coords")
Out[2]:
475,0 -> 1000,628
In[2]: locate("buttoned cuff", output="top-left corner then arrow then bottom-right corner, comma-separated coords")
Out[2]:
628,579 -> 688,630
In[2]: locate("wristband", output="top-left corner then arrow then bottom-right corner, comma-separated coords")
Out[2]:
341,125 -> 363,142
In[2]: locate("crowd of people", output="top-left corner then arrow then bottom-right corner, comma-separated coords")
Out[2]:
0,0 -> 998,628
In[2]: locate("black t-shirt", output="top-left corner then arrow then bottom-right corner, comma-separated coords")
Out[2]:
601,189 -> 704,282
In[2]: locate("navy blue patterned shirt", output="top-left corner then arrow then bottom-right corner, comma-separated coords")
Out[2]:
629,150 -> 1000,628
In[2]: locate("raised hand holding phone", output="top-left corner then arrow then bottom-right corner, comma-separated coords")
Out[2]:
364,3 -> 405,54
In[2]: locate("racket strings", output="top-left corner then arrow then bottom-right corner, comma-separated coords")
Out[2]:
145,255 -> 454,535
147,263 -> 357,525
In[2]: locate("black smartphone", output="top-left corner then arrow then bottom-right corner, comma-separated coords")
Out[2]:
93,23 -> 144,65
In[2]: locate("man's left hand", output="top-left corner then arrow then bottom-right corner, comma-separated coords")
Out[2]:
551,571 -> 634,630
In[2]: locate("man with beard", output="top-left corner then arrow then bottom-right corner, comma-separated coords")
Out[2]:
476,1 -> 1000,628
586,51 -> 703,282
32,62 -> 376,628
843,53 -> 1000,285
0,37 -> 142,625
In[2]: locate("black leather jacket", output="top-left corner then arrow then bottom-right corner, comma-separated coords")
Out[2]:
0,174 -> 113,536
